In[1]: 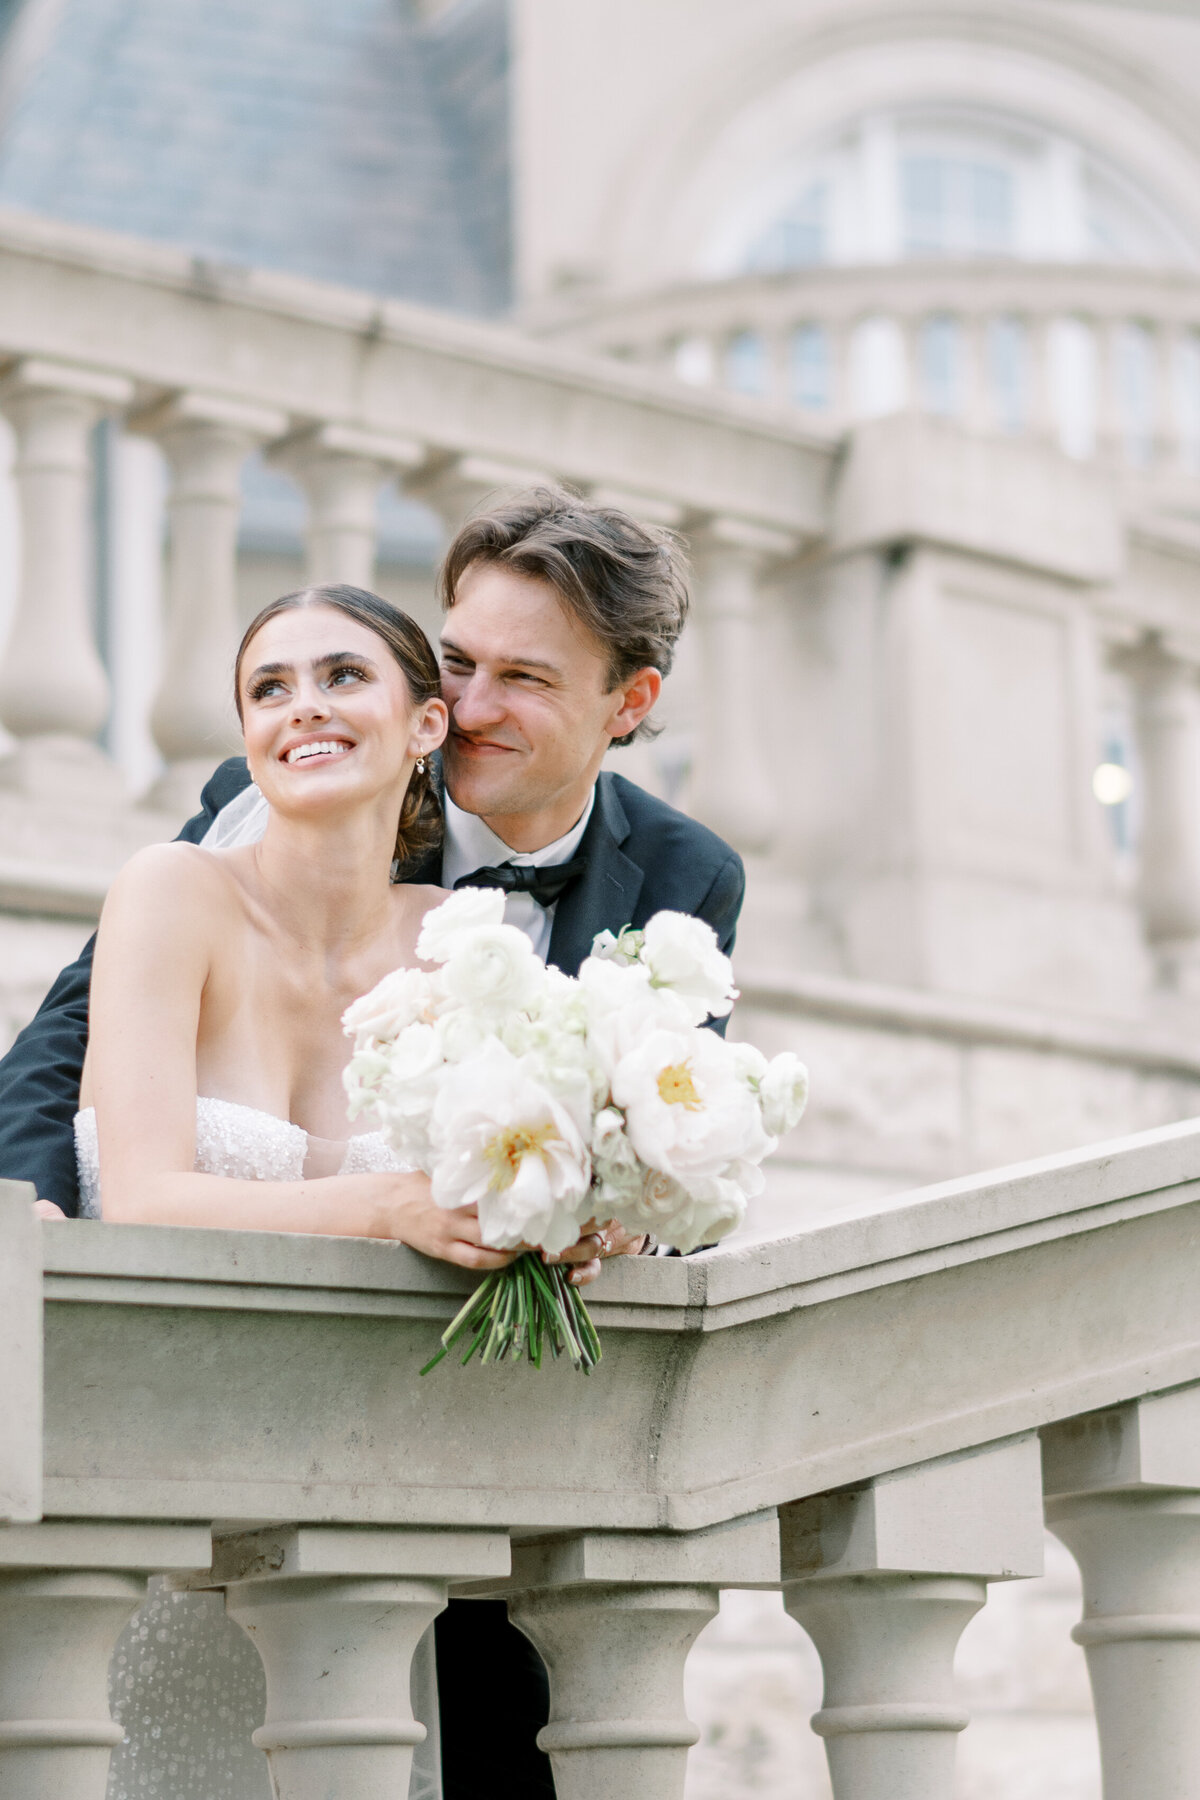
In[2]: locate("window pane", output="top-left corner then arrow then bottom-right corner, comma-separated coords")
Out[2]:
789,324 -> 831,411
901,155 -> 1015,257
1049,317 -> 1097,459
745,183 -> 828,272
724,330 -> 768,397
987,317 -> 1028,433
918,315 -> 963,416
1115,323 -> 1155,467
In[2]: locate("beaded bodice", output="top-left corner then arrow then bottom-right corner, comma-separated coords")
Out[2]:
73,1096 -> 403,1219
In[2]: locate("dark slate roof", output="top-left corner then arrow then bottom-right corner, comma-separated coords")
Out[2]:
0,0 -> 510,314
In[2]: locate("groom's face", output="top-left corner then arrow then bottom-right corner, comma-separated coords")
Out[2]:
439,562 -> 654,849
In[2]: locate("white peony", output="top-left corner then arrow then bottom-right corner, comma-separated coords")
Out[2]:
611,1028 -> 773,1183
759,1052 -> 810,1138
440,922 -> 546,1015
638,912 -> 737,1025
416,887 -> 506,964
342,966 -> 440,1045
430,1042 -> 592,1252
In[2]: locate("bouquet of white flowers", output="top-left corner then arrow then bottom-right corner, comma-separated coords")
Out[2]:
342,891 -> 808,1374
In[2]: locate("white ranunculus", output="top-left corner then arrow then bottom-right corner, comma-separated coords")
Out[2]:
759,1052 -> 810,1138
590,924 -> 645,966
416,887 -> 506,964
440,922 -> 546,1015
729,1040 -> 768,1088
611,1028 -> 773,1183
638,911 -> 737,1024
430,1042 -> 591,1252
342,966 -> 440,1045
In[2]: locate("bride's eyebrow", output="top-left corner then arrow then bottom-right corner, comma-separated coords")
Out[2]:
246,652 -> 379,684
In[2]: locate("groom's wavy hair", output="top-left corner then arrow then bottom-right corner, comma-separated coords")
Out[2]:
235,585 -> 444,877
437,486 -> 690,745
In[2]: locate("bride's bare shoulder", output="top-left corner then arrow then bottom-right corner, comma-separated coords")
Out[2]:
102,840 -> 240,926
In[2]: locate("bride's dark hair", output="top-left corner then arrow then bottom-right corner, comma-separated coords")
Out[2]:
234,584 -> 444,877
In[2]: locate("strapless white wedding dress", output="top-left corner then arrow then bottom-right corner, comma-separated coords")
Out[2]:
74,1098 -> 441,1800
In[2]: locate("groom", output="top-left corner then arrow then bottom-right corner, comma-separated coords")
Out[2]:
0,486 -> 745,1798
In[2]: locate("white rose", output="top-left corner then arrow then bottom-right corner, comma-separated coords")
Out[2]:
590,1106 -> 645,1211
342,966 -> 440,1045
416,888 -> 506,964
578,956 -> 694,1074
638,911 -> 737,1025
370,1020 -> 446,1167
759,1052 -> 810,1138
430,1042 -> 591,1252
440,923 -> 546,1015
611,1028 -> 773,1183
604,1165 -> 746,1255
342,1046 -> 394,1124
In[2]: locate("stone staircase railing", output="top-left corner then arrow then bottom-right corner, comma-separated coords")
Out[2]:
6,1111 -> 1200,1798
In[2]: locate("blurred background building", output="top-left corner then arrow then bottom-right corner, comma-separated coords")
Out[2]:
1,1 -> 1199,1795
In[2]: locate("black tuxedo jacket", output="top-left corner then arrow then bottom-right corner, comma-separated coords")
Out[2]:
0,758 -> 744,1214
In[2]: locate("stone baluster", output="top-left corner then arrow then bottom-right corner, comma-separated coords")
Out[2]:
963,313 -> 990,435
133,391 -> 288,811
408,451 -> 556,538
214,1525 -> 509,1800
1096,318 -> 1125,466
1043,1386 -> 1200,1800
782,1435 -> 1044,1800
272,423 -> 424,588
0,359 -> 133,795
1127,637 -> 1200,990
0,1521 -> 210,1800
1155,324 -> 1182,473
687,516 -> 794,853
1027,313 -> 1056,447
489,1512 -> 778,1800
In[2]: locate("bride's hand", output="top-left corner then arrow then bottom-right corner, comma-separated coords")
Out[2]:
377,1178 -> 519,1271
33,1199 -> 69,1221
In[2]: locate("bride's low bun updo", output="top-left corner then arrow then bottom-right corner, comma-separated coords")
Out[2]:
235,584 -> 444,877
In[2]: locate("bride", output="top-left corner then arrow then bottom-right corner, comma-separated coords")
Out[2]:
75,583 -> 611,1800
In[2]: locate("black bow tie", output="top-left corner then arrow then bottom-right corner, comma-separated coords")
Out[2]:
454,856 -> 588,909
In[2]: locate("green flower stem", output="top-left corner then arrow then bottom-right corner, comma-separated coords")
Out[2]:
420,1251 -> 603,1376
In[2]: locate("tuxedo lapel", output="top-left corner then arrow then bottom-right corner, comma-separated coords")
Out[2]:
548,774 -> 644,975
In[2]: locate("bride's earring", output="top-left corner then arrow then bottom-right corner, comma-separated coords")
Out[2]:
416,755 -> 427,774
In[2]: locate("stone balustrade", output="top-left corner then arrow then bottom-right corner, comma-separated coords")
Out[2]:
535,261 -> 1200,476
7,1111 -> 1200,1797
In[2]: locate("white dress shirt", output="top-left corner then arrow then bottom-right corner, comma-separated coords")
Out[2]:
439,789 -> 594,962
201,781 -> 595,963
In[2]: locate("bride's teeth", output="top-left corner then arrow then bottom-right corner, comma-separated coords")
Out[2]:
288,741 -> 349,764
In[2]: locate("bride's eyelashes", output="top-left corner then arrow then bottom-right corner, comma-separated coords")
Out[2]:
246,661 -> 372,704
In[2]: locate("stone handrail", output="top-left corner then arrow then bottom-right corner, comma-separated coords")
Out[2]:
537,260 -> 1200,474
6,1111 -> 1200,1797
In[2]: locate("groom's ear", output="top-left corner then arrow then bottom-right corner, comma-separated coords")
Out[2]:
606,666 -> 662,741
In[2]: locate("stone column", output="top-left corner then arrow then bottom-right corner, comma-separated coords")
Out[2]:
687,516 -> 794,853
134,391 -> 287,810
1044,1386 -> 1200,1800
494,1512 -> 779,1800
215,1525 -> 509,1800
782,1435 -> 1045,1800
0,359 -> 133,795
1127,638 -> 1200,989
0,1521 -> 211,1800
407,451 -> 555,538
272,423 -> 424,588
